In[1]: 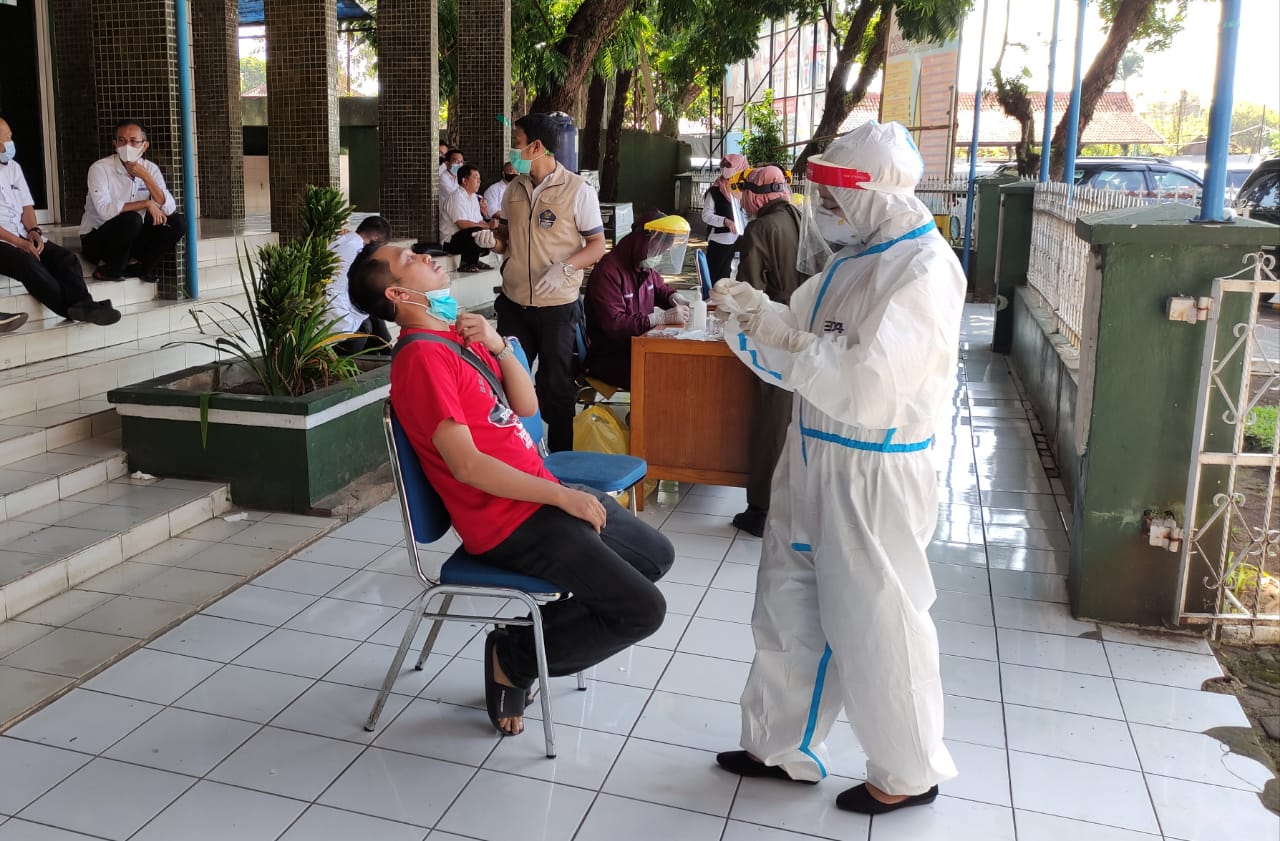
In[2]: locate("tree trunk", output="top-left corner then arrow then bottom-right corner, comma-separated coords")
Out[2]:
530,0 -> 634,115
601,67 -> 634,201
581,74 -> 607,170
794,0 -> 885,171
1048,0 -> 1158,179
992,72 -> 1039,177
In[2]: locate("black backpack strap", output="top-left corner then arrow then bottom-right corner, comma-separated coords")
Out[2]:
393,332 -> 510,409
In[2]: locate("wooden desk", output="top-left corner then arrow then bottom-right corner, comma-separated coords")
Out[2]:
629,334 -> 754,510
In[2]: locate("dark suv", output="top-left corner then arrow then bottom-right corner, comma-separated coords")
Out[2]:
1235,159 -> 1280,226
1071,157 -> 1203,201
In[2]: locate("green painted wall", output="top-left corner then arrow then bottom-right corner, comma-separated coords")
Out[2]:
1069,205 -> 1278,625
992,182 -> 1035,353
974,175 -> 1019,304
615,130 -> 691,216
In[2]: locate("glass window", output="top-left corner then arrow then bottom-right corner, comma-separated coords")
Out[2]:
1239,172 -> 1280,212
1150,169 -> 1201,200
1092,169 -> 1146,194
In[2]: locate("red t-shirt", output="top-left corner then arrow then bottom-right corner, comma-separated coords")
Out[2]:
390,326 -> 558,554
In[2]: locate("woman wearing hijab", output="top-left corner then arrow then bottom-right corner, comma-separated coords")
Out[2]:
728,165 -> 806,537
701,154 -> 748,282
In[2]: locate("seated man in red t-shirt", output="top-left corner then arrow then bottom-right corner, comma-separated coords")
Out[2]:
348,243 -> 674,737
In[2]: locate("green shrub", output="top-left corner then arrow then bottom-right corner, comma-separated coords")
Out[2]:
1245,405 -> 1277,453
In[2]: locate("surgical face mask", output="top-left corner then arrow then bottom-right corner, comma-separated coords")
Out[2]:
721,167 -> 734,181
502,172 -> 517,183
0,141 -> 13,164
397,287 -> 459,322
450,163 -> 462,176
640,254 -> 665,269
508,146 -> 534,175
813,202 -> 853,247
117,144 -> 144,164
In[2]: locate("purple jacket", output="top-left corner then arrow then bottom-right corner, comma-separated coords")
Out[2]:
583,230 -> 680,389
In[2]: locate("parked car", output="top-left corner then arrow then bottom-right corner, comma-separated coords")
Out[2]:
1235,159 -> 1280,226
1070,157 -> 1204,201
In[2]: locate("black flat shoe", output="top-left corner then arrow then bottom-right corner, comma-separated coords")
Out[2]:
715,750 -> 818,784
731,507 -> 766,538
836,783 -> 939,814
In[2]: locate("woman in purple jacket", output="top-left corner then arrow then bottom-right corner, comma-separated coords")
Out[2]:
583,211 -> 692,389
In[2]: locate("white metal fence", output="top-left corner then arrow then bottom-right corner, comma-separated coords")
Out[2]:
1027,183 -> 1149,348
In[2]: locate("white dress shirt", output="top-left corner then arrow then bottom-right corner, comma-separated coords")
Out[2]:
80,154 -> 177,234
482,180 -> 508,219
440,189 -> 485,241
326,231 -> 366,334
0,160 -> 35,238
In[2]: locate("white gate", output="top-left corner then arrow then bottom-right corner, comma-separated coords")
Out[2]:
1174,252 -> 1280,639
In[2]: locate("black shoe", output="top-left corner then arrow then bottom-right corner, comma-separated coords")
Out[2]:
68,301 -> 121,326
0,312 -> 28,333
715,750 -> 818,784
731,506 -> 767,538
92,268 -> 126,281
836,783 -> 939,815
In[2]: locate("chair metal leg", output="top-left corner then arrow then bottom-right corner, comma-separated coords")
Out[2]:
515,592 -> 557,758
576,671 -> 587,691
365,588 -> 431,732
628,482 -> 638,515
414,593 -> 454,670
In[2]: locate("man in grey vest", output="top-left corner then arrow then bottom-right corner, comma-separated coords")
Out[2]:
492,113 -> 606,452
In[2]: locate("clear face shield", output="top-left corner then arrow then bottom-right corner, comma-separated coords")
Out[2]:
796,156 -> 875,276
641,216 -> 691,274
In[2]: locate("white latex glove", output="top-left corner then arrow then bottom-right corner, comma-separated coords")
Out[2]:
740,307 -> 815,353
473,229 -> 496,249
534,261 -> 574,298
671,292 -> 692,308
649,304 -> 689,327
710,278 -> 767,318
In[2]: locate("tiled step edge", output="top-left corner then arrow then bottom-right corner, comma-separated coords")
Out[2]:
0,451 -> 129,524
0,409 -> 121,484
0,482 -> 232,621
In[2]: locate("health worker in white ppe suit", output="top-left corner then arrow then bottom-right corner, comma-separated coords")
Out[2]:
711,121 -> 965,815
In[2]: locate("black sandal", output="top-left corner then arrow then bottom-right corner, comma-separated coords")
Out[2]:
835,783 -> 939,814
715,750 -> 819,784
484,631 -> 528,736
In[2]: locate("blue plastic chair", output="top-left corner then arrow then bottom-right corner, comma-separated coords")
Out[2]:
695,248 -> 713,301
509,340 -> 648,513
364,402 -> 583,758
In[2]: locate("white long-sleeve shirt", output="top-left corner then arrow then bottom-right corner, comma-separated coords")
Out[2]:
702,187 -> 743,246
326,231 -> 366,333
80,155 -> 176,234
482,181 -> 508,219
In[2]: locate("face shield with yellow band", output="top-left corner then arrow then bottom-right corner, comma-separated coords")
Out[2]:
641,214 -> 691,274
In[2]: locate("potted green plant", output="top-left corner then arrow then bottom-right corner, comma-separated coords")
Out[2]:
107,186 -> 393,512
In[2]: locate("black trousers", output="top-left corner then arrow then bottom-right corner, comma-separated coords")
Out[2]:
478,486 -> 673,686
444,229 -> 490,266
495,293 -> 579,453
334,317 -> 392,357
746,379 -> 793,512
0,240 -> 92,319
81,211 -> 186,274
706,240 -> 737,284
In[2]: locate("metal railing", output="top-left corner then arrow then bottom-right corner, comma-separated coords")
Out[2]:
916,176 -> 978,246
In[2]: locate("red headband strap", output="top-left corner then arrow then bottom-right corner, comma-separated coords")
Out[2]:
806,160 -> 872,190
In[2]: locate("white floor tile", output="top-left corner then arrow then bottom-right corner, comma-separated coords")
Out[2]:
82,649 -> 220,705
373,697 -> 501,766
366,608 -> 482,656
661,512 -> 739,538
631,691 -> 741,753
64,595 -> 190,639
1103,641 -> 1222,689
996,627 -> 1111,676
17,757 -> 192,841
103,707 -> 256,775
868,795 -> 1015,841
724,539 -> 763,565
992,597 -> 1096,636
1114,680 -> 1250,732
930,562 -> 990,595
126,566 -> 240,605
603,738 -> 739,816
328,517 -> 404,545
147,613 -> 272,661
251,558 -> 355,596
721,820 -> 840,840
730,774 -> 871,840
232,628 -> 360,679
583,643 -> 673,689
0,739 -> 91,816
415,656 -> 487,709
1097,625 -> 1212,656
277,805 -> 427,841
1,627 -> 134,678
6,689 -> 160,755
696,587 -> 755,624
522,679 -> 654,736
271,680 -> 410,744
325,570 -> 424,609
940,654 -> 1002,702
927,541 -> 988,568
988,570 -> 1068,603
199,584 -> 318,626
483,723 -> 625,790
321,642 -> 449,696
657,652 -> 751,704
1004,704 -> 1140,769
435,769 -> 595,841
1129,723 -> 1274,792
172,664 -> 313,724
666,531 -> 733,561
1014,810 -> 1162,841
985,545 -> 1070,575
1145,773 -> 1280,841
664,556 -> 724,587
576,793 -> 726,841
657,580 -> 709,615
710,561 -> 759,593
945,694 -> 1006,748
207,725 -> 362,800
675,493 -> 746,518
640,610 -> 693,651
999,663 -> 1124,719
283,596 -> 401,641
930,590 -> 994,626
943,740 -> 1011,806
1007,751 -> 1159,834
318,746 -> 472,827
0,819 -> 105,839
677,617 -> 757,662
935,620 -> 997,660
130,780 -> 305,841
294,536 -> 389,569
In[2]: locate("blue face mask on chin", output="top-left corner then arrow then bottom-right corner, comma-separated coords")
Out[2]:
399,287 -> 459,323
0,141 -> 14,164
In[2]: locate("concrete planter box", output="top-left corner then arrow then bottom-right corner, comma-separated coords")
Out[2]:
107,360 -> 390,512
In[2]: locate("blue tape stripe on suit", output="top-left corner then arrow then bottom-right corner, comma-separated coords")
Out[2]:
798,645 -> 832,778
